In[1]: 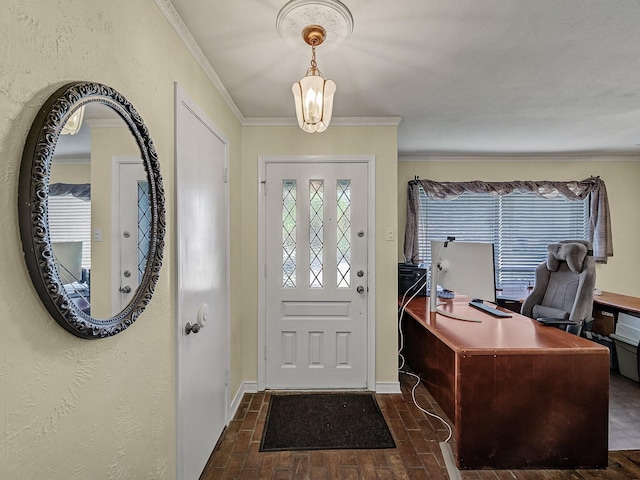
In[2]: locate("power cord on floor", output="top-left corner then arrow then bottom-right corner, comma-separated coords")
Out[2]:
398,270 -> 453,444
399,369 -> 453,443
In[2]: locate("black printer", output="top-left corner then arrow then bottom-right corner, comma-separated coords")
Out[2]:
398,263 -> 428,296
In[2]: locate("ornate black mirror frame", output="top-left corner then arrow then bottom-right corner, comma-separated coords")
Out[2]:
19,81 -> 166,339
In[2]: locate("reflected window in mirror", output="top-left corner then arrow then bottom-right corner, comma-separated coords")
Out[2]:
49,186 -> 92,315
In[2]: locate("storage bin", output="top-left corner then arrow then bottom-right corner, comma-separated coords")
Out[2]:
617,312 -> 640,343
619,311 -> 640,326
617,324 -> 640,342
610,333 -> 639,382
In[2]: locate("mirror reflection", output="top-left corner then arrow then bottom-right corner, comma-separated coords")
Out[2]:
49,104 -> 150,320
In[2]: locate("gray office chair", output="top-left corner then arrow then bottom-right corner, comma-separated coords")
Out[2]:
521,240 -> 596,336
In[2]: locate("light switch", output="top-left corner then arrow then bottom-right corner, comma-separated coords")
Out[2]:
386,228 -> 394,241
93,228 -> 103,242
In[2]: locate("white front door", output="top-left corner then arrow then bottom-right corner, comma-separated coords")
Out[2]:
175,85 -> 229,480
113,160 -> 147,313
264,161 -> 369,389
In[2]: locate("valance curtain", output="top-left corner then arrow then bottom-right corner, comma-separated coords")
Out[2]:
49,183 -> 91,201
404,176 -> 612,264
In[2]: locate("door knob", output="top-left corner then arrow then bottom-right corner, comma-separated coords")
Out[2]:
357,270 -> 364,277
119,285 -> 131,293
356,285 -> 365,294
185,322 -> 201,335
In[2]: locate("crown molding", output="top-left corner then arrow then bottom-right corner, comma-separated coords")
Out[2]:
243,116 -> 402,127
85,118 -> 125,129
153,0 -> 245,122
52,157 -> 91,165
399,154 -> 640,162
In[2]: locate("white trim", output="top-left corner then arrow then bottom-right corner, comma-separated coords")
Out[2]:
257,154 -> 377,392
230,381 -> 259,420
366,156 -> 377,392
243,116 -> 402,127
257,162 -> 267,392
400,154 -> 640,162
85,118 -> 125,129
440,442 -> 463,480
375,382 -> 402,394
52,157 -> 90,165
174,83 -> 231,480
154,0 -> 244,122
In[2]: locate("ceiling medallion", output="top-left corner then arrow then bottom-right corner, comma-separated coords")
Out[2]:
276,0 -> 354,51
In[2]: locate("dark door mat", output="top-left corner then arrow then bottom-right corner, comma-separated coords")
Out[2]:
259,392 -> 396,452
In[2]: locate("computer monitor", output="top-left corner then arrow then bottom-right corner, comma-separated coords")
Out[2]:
429,240 -> 497,315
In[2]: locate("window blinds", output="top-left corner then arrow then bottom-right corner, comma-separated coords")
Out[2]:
48,195 -> 92,269
418,189 -> 589,288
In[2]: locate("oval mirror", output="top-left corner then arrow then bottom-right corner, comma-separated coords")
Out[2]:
19,82 -> 165,338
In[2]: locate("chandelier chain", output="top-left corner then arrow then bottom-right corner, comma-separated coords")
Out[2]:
310,44 -> 317,70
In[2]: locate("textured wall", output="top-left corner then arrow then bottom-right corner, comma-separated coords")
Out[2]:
0,1 -> 242,479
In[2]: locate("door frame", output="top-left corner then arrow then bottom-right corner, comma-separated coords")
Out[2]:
257,154 -> 376,391
175,83 -> 231,480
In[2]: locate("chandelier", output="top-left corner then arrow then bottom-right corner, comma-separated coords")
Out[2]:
277,0 -> 353,133
291,25 -> 336,133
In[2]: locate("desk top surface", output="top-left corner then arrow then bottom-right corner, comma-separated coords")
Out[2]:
401,295 -> 609,355
594,291 -> 640,314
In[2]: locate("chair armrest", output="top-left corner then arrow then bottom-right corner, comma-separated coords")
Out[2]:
535,318 -> 579,326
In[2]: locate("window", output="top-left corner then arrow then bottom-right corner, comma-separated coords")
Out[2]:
417,188 -> 589,288
48,194 -> 91,270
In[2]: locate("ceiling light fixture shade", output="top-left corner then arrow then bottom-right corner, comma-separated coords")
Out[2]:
292,25 -> 336,133
60,105 -> 86,135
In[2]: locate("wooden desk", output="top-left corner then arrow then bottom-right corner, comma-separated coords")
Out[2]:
400,295 -> 609,470
593,291 -> 640,334
595,291 -> 640,314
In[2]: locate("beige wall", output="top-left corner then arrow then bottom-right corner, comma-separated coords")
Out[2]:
1,1 -> 242,478
50,162 -> 91,184
398,156 -> 640,297
242,126 -> 399,387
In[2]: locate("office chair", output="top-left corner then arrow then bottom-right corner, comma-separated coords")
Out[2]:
521,240 -> 596,336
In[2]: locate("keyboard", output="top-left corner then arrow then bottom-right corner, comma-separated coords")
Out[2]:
469,300 -> 512,318
437,289 -> 455,299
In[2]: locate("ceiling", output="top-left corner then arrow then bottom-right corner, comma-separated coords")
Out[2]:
166,0 -> 640,156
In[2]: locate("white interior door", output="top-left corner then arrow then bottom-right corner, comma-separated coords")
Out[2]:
264,161 -> 369,389
176,85 -> 229,480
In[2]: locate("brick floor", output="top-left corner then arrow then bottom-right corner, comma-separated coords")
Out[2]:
200,374 -> 640,479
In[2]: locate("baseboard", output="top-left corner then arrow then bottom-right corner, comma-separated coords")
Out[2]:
230,381 -> 399,417
229,381 -> 258,421
375,381 -> 401,394
440,442 -> 462,480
